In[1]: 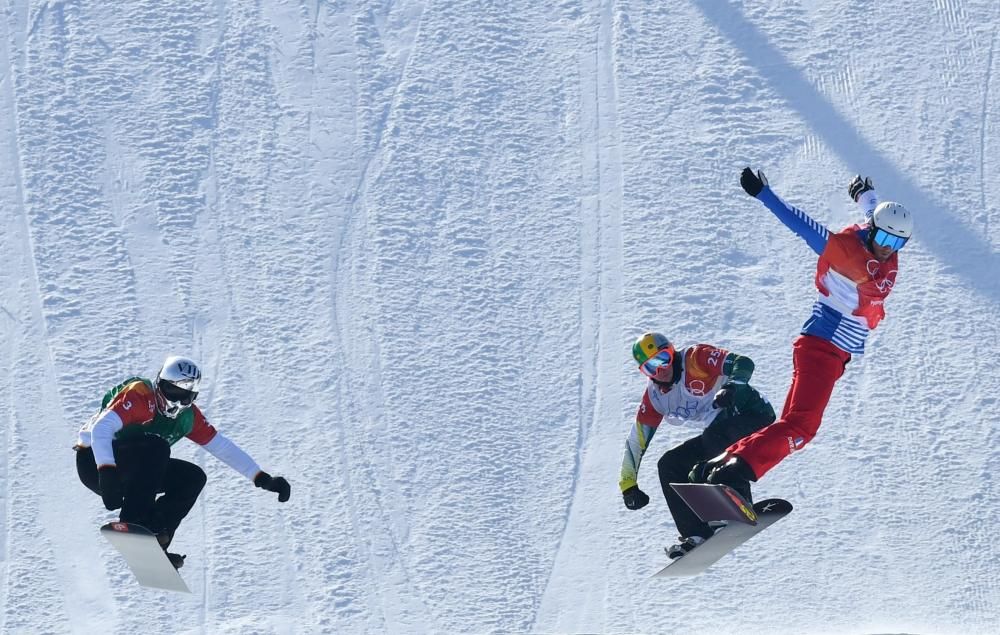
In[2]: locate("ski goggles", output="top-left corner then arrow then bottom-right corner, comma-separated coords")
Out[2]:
872,227 -> 908,251
158,379 -> 198,405
639,348 -> 674,379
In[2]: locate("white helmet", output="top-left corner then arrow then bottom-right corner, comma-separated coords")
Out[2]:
155,355 -> 202,419
871,201 -> 913,238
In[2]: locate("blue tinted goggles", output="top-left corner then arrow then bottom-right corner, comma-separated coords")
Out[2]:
872,227 -> 908,251
639,349 -> 674,379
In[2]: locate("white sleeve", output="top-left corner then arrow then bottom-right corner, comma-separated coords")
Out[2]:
90,411 -> 124,467
201,432 -> 262,481
857,189 -> 878,221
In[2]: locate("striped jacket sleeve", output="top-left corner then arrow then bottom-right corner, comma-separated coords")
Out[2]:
756,186 -> 830,256
619,421 -> 658,492
619,390 -> 664,492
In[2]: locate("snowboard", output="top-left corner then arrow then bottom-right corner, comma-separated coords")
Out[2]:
653,483 -> 792,578
100,521 -> 190,593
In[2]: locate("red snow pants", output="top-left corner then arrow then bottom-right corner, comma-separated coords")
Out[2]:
726,334 -> 851,479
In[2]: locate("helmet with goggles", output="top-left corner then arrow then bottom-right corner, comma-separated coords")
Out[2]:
632,332 -> 676,381
155,355 -> 202,419
869,201 -> 912,252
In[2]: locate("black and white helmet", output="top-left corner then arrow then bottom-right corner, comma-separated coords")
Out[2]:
155,355 -> 202,419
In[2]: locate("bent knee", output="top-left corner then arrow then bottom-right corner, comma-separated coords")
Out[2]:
657,449 -> 689,481
190,464 -> 208,491
783,425 -> 818,453
172,460 -> 208,493
780,412 -> 823,441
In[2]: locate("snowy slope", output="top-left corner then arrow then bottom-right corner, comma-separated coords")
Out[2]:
1,0 -> 998,633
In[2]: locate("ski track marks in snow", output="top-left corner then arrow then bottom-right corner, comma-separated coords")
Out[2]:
277,2 -> 434,632
4,1 -> 149,629
0,9 -> 23,628
532,0 -> 628,629
200,1 -> 372,631
353,1 -> 599,631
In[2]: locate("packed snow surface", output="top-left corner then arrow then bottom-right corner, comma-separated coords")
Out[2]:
1,0 -> 998,633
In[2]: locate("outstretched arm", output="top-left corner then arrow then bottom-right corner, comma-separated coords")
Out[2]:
201,431 -> 261,480
188,409 -> 291,502
200,433 -> 291,501
740,167 -> 830,256
619,390 -> 664,510
619,420 -> 658,493
847,174 -> 879,222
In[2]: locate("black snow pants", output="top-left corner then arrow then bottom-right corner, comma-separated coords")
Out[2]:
76,433 -> 206,538
657,410 -> 774,540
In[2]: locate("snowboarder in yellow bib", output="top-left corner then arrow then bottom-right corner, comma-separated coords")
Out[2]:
620,333 -> 775,558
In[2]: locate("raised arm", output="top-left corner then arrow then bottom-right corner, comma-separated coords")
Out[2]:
740,167 -> 830,256
847,174 -> 879,222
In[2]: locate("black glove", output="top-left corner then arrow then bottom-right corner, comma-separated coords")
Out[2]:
688,461 -> 710,483
254,471 -> 291,502
848,175 -> 874,201
740,167 -> 768,197
712,382 -> 750,411
622,485 -> 649,510
689,452 -> 731,484
98,465 -> 123,510
712,385 -> 736,410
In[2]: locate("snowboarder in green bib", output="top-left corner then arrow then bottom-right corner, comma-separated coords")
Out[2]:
74,355 -> 291,568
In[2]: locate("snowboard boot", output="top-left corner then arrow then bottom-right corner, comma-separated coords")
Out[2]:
665,535 -> 708,560
155,530 -> 185,569
706,455 -> 756,503
155,530 -> 173,549
165,552 -> 186,569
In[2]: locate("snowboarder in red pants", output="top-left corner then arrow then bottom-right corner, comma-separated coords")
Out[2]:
696,169 -> 913,493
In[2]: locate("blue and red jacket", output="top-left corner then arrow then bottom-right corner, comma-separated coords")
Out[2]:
755,186 -> 898,355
